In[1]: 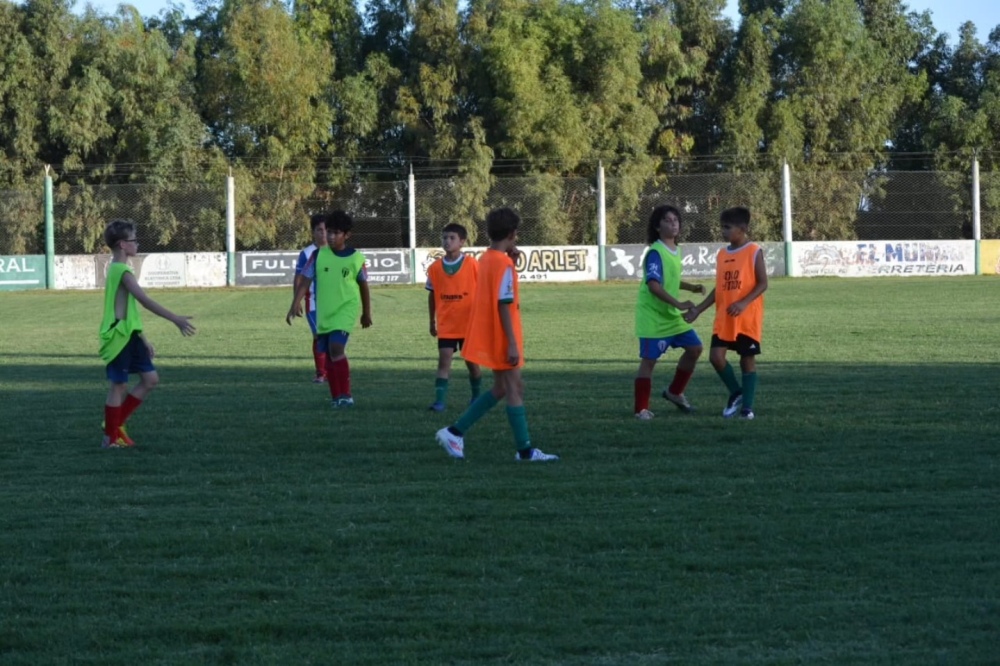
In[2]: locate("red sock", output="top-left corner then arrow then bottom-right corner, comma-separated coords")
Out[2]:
313,339 -> 326,377
634,378 -> 651,413
332,357 -> 350,396
104,405 -> 121,439
325,355 -> 340,398
668,369 -> 693,396
120,394 -> 143,424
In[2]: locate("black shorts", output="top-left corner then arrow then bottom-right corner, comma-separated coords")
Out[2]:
106,331 -> 155,382
437,338 -> 465,351
711,334 -> 761,357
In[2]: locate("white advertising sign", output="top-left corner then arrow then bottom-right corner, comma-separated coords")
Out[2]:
415,246 -> 598,283
793,241 -> 975,277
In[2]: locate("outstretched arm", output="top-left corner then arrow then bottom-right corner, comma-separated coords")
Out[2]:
684,288 -> 716,324
120,272 -> 195,335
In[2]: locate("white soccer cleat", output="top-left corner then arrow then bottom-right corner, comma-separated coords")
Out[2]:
436,427 -> 465,459
515,448 -> 559,462
635,409 -> 655,421
722,392 -> 743,418
739,408 -> 755,420
663,390 -> 696,413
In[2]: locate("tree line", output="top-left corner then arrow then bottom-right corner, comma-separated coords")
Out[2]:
1,0 -> 998,253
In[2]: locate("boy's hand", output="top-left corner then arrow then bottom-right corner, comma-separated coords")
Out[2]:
677,300 -> 696,311
690,284 -> 706,294
507,246 -> 522,262
726,300 -> 747,316
429,322 -> 437,336
173,315 -> 196,336
683,308 -> 700,324
507,342 -> 520,367
286,302 -> 303,325
361,313 -> 373,329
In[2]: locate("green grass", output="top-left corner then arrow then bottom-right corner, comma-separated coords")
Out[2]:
1,278 -> 998,664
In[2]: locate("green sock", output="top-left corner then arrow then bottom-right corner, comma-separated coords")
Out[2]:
716,362 -> 742,395
506,405 -> 531,451
742,372 -> 757,410
454,392 -> 498,434
470,376 -> 482,399
434,378 -> 448,404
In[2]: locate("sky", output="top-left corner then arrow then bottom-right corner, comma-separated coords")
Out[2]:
76,0 -> 1000,41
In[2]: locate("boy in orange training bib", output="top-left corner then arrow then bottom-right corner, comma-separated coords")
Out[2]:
434,208 -> 558,462
685,207 -> 768,419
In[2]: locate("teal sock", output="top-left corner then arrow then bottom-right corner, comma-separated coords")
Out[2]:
454,392 -> 499,434
470,376 -> 482,399
506,405 -> 531,451
434,378 -> 448,404
742,372 -> 757,410
716,362 -> 742,395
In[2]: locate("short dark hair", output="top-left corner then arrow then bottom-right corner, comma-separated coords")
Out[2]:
104,219 -> 136,249
327,210 -> 353,233
646,205 -> 682,244
720,206 -> 751,228
309,213 -> 328,231
442,223 -> 468,240
485,207 -> 520,242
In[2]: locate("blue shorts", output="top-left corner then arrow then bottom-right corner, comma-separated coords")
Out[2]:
306,310 -> 318,335
316,330 -> 350,353
106,331 -> 156,383
639,329 -> 702,360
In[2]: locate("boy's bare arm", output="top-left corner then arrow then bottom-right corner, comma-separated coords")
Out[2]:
120,272 -> 196,336
728,252 -> 768,316
427,290 -> 437,336
286,279 -> 311,324
498,302 -> 519,367
648,280 -> 695,311
685,288 -> 716,323
359,281 -> 373,328
680,280 -> 706,294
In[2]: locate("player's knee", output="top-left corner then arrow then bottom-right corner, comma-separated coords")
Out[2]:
141,372 -> 160,390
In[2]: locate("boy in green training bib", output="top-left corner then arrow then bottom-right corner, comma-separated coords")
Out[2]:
287,211 -> 373,407
633,205 -> 705,420
99,219 -> 196,449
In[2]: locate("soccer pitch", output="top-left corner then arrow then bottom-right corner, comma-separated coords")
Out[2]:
1,278 -> 998,664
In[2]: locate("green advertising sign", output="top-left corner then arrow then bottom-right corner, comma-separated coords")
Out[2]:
0,255 -> 45,291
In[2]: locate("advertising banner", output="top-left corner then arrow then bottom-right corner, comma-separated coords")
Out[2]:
363,249 -> 410,284
237,249 -> 410,286
980,240 -> 1000,275
415,246 -> 599,284
0,255 -> 44,291
236,252 -> 299,286
55,253 -> 226,290
605,243 -> 786,280
792,241 -> 974,277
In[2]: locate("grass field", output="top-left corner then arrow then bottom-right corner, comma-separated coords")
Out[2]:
1,277 -> 998,664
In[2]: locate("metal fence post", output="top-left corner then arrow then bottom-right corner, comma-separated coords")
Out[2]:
226,167 -> 236,287
972,152 -> 981,275
44,165 -> 54,289
408,166 -> 417,284
597,161 -> 606,281
782,160 -> 793,277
